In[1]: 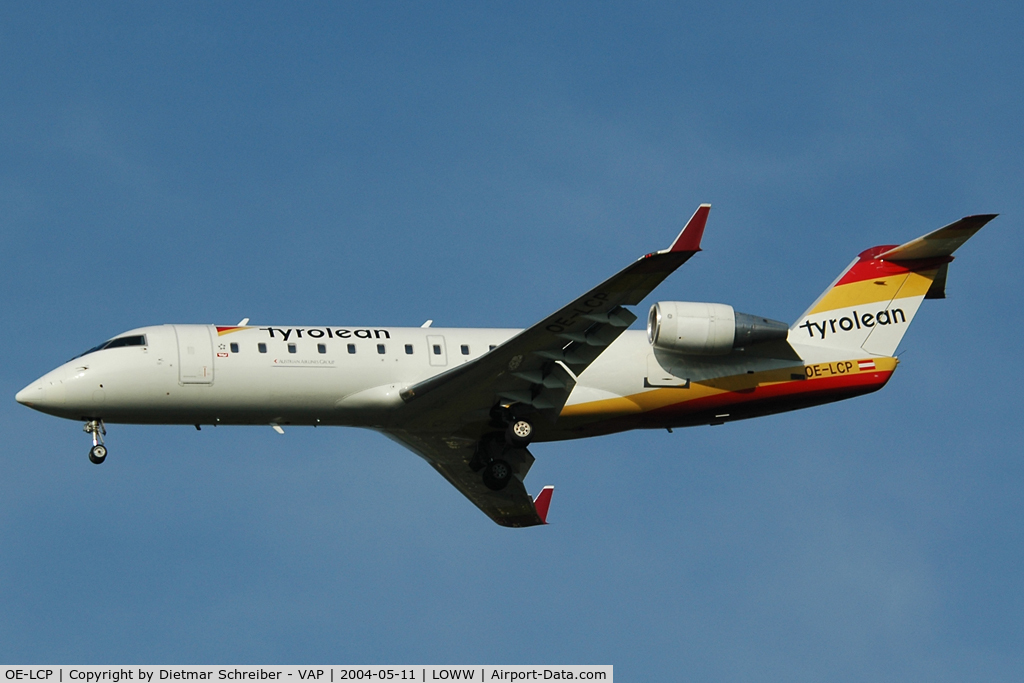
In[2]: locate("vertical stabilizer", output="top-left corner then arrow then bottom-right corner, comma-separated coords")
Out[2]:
790,214 -> 996,356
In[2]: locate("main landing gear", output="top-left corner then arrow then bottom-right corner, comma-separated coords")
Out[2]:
482,458 -> 513,491
506,418 -> 534,448
84,419 -> 107,464
474,411 -> 536,491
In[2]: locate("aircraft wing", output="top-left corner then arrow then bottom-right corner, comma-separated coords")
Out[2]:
385,431 -> 551,527
386,204 -> 711,526
398,204 -> 711,427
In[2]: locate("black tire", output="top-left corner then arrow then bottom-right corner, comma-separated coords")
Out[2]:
482,458 -> 513,491
89,444 -> 107,465
506,418 -> 534,447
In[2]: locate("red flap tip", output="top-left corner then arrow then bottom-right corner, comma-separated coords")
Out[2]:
533,486 -> 555,524
669,204 -> 711,252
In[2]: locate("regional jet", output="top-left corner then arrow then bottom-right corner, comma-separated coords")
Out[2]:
16,206 -> 996,526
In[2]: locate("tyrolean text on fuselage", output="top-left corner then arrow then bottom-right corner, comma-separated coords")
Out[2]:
259,327 -> 391,341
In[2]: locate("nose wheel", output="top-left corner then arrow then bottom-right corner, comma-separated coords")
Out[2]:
84,420 -> 107,464
89,444 -> 107,464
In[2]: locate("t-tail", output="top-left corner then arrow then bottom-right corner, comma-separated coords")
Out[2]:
790,214 -> 997,356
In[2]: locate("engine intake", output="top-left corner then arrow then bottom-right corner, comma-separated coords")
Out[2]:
647,301 -> 789,355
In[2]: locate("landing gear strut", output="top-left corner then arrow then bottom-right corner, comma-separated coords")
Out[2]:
84,420 -> 107,464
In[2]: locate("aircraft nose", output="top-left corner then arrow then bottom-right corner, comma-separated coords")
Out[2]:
16,368 -> 67,410
16,380 -> 45,406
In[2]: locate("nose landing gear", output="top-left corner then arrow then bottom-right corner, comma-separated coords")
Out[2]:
84,420 -> 107,464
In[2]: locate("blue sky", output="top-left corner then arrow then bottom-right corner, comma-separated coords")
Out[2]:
2,2 -> 1022,679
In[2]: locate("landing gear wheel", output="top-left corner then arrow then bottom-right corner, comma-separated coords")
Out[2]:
506,418 -> 534,447
89,444 -> 107,465
84,419 -> 107,464
482,458 -> 513,491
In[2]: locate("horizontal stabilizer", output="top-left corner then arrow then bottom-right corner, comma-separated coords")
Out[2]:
533,486 -> 555,524
877,214 -> 997,261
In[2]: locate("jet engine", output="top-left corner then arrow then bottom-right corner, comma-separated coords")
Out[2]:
647,301 -> 789,355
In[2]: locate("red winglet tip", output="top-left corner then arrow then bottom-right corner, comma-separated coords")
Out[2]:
668,203 -> 711,252
533,486 -> 555,524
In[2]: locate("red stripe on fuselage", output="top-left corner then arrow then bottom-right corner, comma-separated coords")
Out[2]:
550,369 -> 894,441
649,369 -> 893,422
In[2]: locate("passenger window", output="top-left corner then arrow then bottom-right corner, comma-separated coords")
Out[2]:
288,343 -> 297,354
347,344 -> 356,354
317,344 -> 326,354
258,343 -> 267,353
461,345 -> 469,355
405,344 -> 413,355
230,343 -> 239,353
377,344 -> 386,354
433,345 -> 442,355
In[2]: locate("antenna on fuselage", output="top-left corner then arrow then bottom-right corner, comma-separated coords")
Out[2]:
237,318 -> 250,326
421,320 -> 433,328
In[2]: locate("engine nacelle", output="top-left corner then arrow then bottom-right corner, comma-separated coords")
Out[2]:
647,302 -> 789,355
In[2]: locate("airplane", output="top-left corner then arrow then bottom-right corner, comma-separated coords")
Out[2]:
15,206 -> 997,527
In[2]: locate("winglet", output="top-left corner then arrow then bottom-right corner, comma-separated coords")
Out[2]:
665,204 -> 711,253
533,486 -> 555,524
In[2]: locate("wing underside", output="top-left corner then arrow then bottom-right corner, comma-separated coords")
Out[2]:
387,204 -> 712,525
385,431 -> 547,527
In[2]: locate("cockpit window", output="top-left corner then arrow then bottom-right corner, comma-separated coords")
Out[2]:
105,335 -> 147,349
74,334 -> 147,359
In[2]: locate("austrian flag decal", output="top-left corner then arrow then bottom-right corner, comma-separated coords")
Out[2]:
858,359 -> 877,371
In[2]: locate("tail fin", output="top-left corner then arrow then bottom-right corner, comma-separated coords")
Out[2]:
790,214 -> 996,356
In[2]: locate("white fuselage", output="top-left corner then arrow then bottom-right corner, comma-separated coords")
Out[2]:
18,325 -> 642,428
17,323 -> 891,442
